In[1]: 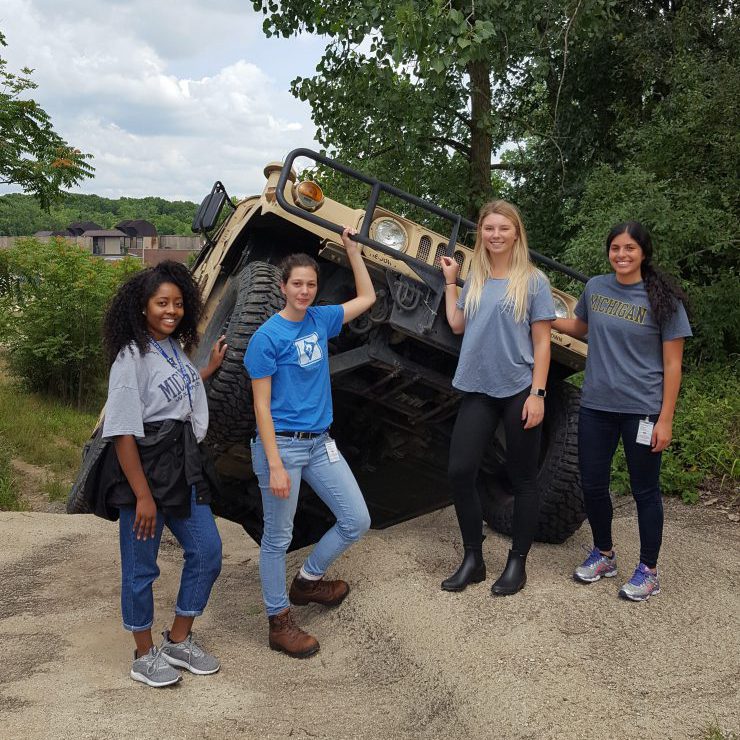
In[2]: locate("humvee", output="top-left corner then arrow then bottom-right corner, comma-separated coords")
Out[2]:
190,149 -> 589,550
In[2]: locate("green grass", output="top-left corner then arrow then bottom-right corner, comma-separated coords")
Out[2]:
0,435 -> 26,511
42,475 -> 70,503
703,723 -> 738,740
0,378 -> 98,480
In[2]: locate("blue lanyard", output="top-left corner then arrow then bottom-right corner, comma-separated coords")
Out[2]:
150,337 -> 193,413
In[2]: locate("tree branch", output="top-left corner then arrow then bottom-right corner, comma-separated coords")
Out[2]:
553,0 -> 584,135
430,136 -> 472,157
490,162 -> 531,172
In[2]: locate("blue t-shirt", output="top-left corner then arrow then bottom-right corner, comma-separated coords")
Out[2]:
576,274 -> 692,414
452,272 -> 556,398
244,305 -> 344,432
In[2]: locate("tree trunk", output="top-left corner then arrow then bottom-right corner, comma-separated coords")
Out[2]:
467,59 -> 493,221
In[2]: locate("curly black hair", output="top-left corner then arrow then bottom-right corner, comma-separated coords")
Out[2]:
103,260 -> 203,365
606,222 -> 690,328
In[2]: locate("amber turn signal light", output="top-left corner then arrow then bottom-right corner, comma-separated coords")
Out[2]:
293,180 -> 325,211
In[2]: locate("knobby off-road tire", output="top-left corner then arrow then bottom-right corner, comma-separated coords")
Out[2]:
480,381 -> 585,544
204,261 -> 284,448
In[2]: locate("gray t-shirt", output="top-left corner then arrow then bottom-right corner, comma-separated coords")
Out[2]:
452,273 -> 556,398
102,340 -> 209,442
576,274 -> 692,414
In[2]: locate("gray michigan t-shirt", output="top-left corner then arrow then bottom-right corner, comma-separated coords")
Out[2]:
576,274 -> 692,414
452,273 -> 556,398
102,340 -> 209,442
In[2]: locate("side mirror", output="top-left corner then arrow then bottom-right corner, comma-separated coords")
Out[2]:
192,182 -> 233,233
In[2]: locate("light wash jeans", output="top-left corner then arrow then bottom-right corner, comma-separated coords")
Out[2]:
118,486 -> 222,631
251,433 -> 371,617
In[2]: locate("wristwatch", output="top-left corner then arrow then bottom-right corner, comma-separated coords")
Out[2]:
530,388 -> 547,398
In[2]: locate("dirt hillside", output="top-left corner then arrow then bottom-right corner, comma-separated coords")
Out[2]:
0,498 -> 738,740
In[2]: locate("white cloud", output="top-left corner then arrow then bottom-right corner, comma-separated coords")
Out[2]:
0,0 -> 323,201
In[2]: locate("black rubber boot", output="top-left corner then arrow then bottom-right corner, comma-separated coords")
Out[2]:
491,549 -> 527,596
441,546 -> 486,592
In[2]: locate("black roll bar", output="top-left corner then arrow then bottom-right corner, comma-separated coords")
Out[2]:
275,148 -> 589,285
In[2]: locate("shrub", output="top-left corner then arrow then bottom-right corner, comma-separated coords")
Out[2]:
0,238 -> 140,408
610,362 -> 739,503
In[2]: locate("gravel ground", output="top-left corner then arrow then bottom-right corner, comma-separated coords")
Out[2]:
0,498 -> 738,740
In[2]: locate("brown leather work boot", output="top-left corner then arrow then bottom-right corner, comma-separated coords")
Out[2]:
268,608 -> 320,658
289,572 -> 350,607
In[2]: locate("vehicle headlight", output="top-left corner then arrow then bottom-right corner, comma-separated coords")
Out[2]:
552,294 -> 570,319
370,218 -> 408,252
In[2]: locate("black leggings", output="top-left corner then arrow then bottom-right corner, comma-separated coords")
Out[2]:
448,390 -> 542,554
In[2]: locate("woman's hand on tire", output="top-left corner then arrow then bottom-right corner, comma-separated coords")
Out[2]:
201,335 -> 228,381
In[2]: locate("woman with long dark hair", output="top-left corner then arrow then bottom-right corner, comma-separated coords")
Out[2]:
553,222 -> 691,601
102,260 -> 226,686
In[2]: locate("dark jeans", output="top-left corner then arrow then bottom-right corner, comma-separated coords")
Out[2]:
448,389 -> 542,555
578,406 -> 664,568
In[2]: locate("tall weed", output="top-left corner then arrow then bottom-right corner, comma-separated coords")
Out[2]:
0,434 -> 25,511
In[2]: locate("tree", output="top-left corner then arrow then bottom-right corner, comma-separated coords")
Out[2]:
254,0 -> 613,220
255,0 -> 738,360
560,2 -> 740,359
0,192 -> 199,236
0,32 -> 93,208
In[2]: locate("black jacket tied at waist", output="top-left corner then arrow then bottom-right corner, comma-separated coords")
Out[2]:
67,420 -> 214,521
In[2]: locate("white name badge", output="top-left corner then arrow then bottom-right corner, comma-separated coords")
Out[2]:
636,418 -> 654,446
325,438 -> 340,463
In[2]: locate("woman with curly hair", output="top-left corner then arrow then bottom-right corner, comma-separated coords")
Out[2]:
101,260 -> 226,686
552,222 -> 691,601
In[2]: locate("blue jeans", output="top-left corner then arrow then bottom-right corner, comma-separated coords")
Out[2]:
251,433 -> 371,617
118,487 -> 223,631
578,407 -> 664,568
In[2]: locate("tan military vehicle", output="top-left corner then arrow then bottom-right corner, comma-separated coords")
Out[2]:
190,149 -> 588,550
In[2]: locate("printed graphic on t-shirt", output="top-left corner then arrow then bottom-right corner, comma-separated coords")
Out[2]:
590,293 -> 648,325
157,364 -> 199,403
294,332 -> 323,367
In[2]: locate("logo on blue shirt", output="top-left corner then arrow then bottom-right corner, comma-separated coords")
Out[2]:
294,332 -> 322,366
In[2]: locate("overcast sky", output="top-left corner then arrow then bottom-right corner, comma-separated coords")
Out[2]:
1,0 -> 324,201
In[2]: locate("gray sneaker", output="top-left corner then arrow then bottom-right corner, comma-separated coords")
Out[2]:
619,563 -> 660,601
130,646 -> 182,687
573,545 -> 618,583
160,631 -> 220,675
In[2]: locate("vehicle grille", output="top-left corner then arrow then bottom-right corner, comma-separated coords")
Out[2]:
416,237 -> 466,272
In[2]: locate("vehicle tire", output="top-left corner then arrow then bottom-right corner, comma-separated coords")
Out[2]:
202,261 -> 284,448
479,381 -> 585,544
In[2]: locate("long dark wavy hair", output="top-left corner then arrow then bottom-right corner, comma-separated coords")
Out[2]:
103,260 -> 203,365
605,222 -> 689,328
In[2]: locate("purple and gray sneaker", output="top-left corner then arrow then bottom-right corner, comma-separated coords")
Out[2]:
573,545 -> 618,583
619,563 -> 660,601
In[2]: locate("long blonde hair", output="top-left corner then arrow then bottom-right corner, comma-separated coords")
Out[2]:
463,200 -> 542,322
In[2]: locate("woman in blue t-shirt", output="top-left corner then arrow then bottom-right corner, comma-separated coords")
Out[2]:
553,221 -> 691,601
440,200 -> 555,596
244,229 -> 376,658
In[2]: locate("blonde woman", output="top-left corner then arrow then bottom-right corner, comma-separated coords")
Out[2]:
440,201 -> 555,596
